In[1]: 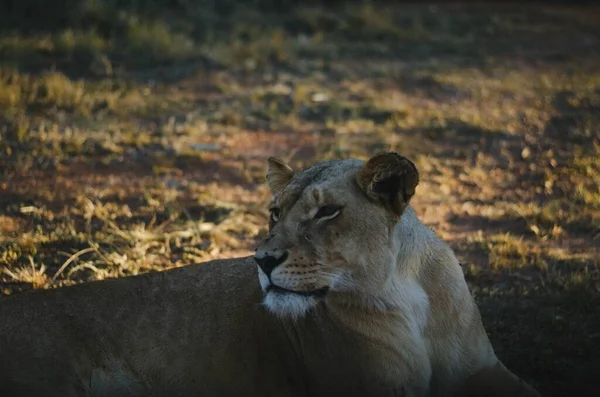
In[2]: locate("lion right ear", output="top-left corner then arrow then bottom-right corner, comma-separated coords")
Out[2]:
356,152 -> 419,217
266,157 -> 294,196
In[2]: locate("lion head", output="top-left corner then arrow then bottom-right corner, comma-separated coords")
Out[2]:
254,152 -> 419,318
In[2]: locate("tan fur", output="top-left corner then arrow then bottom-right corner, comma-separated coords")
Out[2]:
0,153 -> 541,397
266,156 -> 294,197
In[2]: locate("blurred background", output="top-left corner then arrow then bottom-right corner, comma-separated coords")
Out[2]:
0,0 -> 599,395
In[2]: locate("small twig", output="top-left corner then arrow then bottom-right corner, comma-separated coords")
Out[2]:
104,218 -> 133,241
1,267 -> 18,280
66,262 -> 105,279
89,243 -> 113,267
52,247 -> 96,281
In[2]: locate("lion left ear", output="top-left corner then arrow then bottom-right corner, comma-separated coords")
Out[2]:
356,152 -> 419,217
266,157 -> 294,196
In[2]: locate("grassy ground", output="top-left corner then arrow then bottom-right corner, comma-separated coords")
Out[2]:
1,1 -> 599,395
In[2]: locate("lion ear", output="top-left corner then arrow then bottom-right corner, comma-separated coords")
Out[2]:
266,157 -> 294,196
356,152 -> 419,217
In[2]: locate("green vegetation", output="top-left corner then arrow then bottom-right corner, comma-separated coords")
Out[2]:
0,2 -> 599,395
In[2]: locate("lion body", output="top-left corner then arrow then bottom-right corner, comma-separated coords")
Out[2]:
0,258 -> 301,396
0,154 -> 541,397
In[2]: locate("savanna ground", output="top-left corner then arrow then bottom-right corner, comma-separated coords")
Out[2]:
0,0 -> 599,395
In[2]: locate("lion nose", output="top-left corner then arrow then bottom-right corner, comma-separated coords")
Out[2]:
254,252 -> 288,277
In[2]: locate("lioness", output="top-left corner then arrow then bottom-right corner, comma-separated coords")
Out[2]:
0,153 -> 540,397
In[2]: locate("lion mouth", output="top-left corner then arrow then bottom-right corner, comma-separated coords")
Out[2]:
266,284 -> 329,297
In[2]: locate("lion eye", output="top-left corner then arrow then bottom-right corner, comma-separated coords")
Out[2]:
314,205 -> 342,220
270,208 -> 281,222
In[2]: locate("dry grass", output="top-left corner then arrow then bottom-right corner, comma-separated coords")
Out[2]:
1,2 -> 599,395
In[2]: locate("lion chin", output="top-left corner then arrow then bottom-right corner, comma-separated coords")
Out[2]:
259,270 -> 327,318
263,290 -> 320,319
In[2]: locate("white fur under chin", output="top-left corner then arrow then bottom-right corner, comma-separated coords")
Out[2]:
263,291 -> 318,319
258,266 -> 320,318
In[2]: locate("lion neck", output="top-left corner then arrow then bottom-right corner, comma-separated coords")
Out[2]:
276,208 -> 436,391
322,206 -> 432,339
